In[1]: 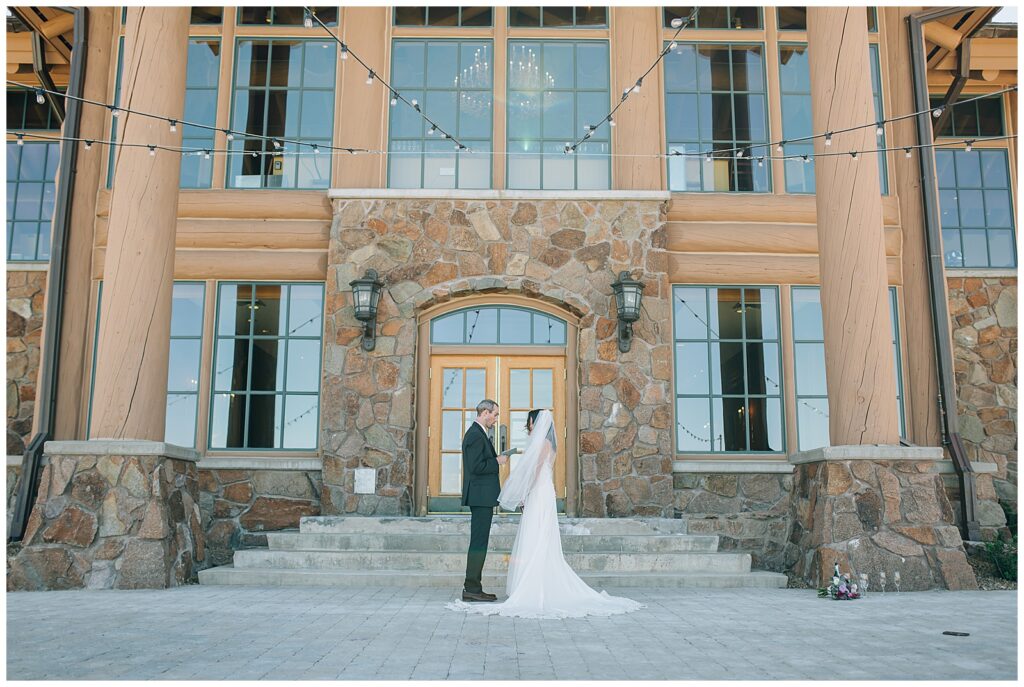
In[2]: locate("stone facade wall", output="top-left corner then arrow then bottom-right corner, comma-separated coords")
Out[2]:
7,270 -> 46,457
788,458 -> 977,590
948,276 -> 1017,533
322,197 -> 673,518
673,471 -> 795,572
8,450 -> 203,590
7,463 -> 21,528
198,468 -> 321,568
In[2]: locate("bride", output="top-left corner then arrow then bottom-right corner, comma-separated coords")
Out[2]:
446,408 -> 643,619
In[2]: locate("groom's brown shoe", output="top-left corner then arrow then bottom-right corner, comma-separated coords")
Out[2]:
462,590 -> 497,602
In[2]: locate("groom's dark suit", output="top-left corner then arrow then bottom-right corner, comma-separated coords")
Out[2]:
461,420 -> 500,593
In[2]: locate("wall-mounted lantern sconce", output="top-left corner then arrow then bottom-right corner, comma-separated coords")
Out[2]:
611,270 -> 645,353
349,268 -> 384,351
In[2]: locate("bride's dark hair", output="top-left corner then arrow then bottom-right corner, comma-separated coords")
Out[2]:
525,409 -> 543,432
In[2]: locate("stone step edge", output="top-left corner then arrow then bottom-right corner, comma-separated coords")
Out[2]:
235,550 -> 750,559
198,565 -> 788,587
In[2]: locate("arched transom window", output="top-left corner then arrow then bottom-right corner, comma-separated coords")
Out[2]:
430,306 -> 567,345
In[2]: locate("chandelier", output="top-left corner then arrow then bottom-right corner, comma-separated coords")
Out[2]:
508,44 -> 557,117
454,45 -> 493,119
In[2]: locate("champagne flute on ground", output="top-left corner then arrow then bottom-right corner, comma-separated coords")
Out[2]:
879,571 -> 886,593
894,571 -> 901,593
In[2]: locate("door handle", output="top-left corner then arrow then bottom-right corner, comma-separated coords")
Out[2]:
499,424 -> 508,453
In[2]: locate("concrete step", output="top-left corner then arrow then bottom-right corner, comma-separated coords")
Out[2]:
231,549 -> 752,574
299,516 -> 689,536
198,566 -> 788,589
265,532 -> 721,554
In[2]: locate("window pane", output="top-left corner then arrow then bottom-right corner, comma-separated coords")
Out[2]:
461,7 -> 493,26
961,229 -> 989,267
533,369 -> 554,408
935,149 -> 956,187
250,338 -> 283,391
676,342 -> 709,395
165,394 -> 198,448
542,6 -> 573,26
465,308 -> 498,343
465,369 -> 486,405
746,342 -> 780,395
576,6 -> 607,26
247,395 -> 282,448
791,288 -> 823,340
677,398 -> 712,451
957,189 -> 985,226
712,397 -> 746,451
777,7 -> 807,30
954,149 -> 983,187
509,7 -> 541,27
980,149 -> 1009,186
500,309 -> 533,344
976,97 -> 1004,136
748,397 -> 782,451
252,286 -> 286,335
428,6 -> 459,26
286,339 -> 321,392
432,312 -> 464,343
210,393 -> 247,448
797,398 -> 830,451
168,340 -> 202,392
283,395 -> 319,448
394,6 -> 426,25
988,231 -> 1016,268
795,343 -> 827,396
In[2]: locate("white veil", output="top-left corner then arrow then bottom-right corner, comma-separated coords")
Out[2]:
498,409 -> 557,511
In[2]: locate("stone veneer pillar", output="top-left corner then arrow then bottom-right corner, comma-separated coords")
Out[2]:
787,446 -> 977,590
807,8 -> 900,445
89,7 -> 188,440
320,192 -> 674,517
8,442 -> 204,590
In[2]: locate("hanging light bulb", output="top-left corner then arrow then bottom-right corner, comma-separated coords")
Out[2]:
608,115 -> 616,127
736,148 -> 744,158
671,17 -> 683,28
203,149 -> 211,160
932,107 -> 943,118
850,151 -> 859,160
83,140 -> 93,151
964,140 -> 974,152
904,147 -> 912,158
312,144 -> 320,154
669,40 -> 678,51
390,95 -> 398,106
705,152 -> 713,164
757,157 -> 764,167
303,9 -> 313,28
169,120 -> 177,133
251,151 -> 258,158
564,142 -> 572,154
225,130 -> 234,141
110,106 -> 121,118
148,145 -> 156,156
824,132 -> 833,146
272,139 -> 281,149
777,141 -> 785,153
876,121 -> 885,137
633,78 -> 643,93
802,155 -> 810,164
366,70 -> 375,85
35,90 -> 46,105
16,134 -> 24,146
339,43 -> 349,60
428,125 -> 436,135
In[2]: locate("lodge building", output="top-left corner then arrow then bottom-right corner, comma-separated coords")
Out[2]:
5,6 -> 1017,591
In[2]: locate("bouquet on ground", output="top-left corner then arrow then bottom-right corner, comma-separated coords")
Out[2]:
817,562 -> 861,600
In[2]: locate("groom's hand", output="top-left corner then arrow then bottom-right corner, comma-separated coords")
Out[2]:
496,454 -> 509,465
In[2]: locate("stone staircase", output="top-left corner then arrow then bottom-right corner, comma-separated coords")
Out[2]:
198,516 -> 788,589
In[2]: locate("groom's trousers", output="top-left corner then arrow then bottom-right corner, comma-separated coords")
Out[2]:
464,505 -> 494,592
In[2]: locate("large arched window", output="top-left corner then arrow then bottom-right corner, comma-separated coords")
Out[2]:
430,305 -> 567,345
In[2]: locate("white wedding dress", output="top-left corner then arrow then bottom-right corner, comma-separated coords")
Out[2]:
446,410 -> 643,619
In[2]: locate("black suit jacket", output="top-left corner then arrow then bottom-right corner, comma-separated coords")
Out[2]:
461,422 -> 500,507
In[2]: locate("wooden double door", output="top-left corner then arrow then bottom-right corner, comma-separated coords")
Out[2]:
427,354 -> 566,513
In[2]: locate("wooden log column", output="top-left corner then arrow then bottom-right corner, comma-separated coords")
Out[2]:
806,7 -> 900,445
88,7 -> 189,441
883,7 -> 943,447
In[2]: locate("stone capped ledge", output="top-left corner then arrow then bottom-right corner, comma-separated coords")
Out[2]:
789,445 -> 944,465
328,188 -> 671,202
198,456 -> 321,471
674,460 -> 795,474
46,440 -> 200,462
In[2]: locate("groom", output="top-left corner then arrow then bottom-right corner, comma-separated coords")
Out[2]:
461,399 -> 508,602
